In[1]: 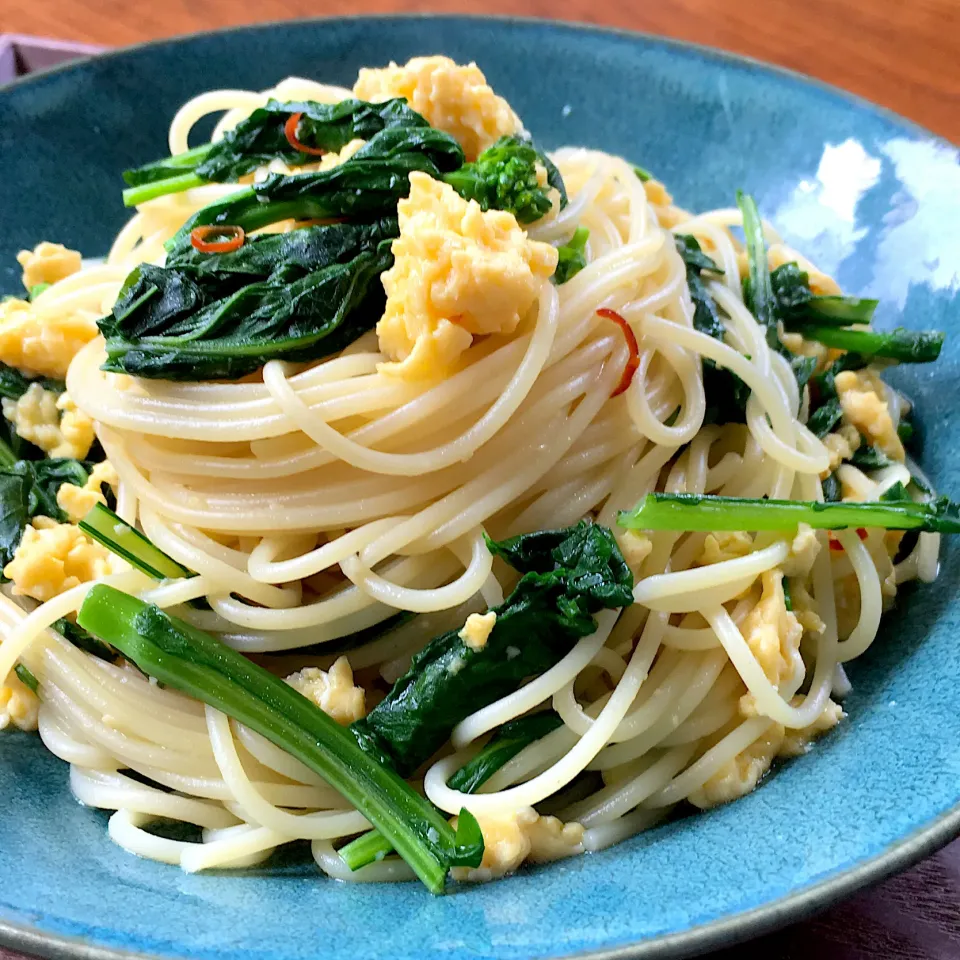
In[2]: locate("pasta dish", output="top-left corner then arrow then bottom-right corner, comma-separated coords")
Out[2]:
0,56 -> 955,890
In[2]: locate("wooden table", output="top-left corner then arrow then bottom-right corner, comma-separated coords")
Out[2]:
0,1 -> 958,958
0,0 -> 957,142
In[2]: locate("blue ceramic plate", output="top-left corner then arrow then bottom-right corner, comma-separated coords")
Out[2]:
1,15 -> 958,960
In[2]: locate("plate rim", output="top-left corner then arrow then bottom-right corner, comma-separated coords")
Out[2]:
0,13 -> 957,960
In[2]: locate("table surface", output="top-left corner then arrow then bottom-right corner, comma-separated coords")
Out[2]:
0,1 -> 958,958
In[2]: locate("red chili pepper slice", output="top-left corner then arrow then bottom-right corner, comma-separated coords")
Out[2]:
597,308 -> 640,397
284,112 -> 327,156
190,225 -> 245,254
829,527 -> 869,551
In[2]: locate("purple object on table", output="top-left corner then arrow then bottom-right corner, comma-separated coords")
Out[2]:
0,32 -> 956,960
0,34 -> 103,84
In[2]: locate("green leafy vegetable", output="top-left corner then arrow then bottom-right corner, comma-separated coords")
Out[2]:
553,226 -> 589,285
821,472 -> 842,503
848,441 -> 894,471
100,241 -> 393,381
100,219 -> 398,380
79,502 -> 190,580
791,325 -> 944,363
805,353 -> 866,438
160,124 -> 463,261
674,234 -> 751,425
737,192 -> 821,393
0,457 -> 95,580
76,585 -> 484,893
339,710 -> 564,871
54,616 -> 115,660
14,663 -> 38,694
447,711 -> 564,793
350,522 -> 632,777
0,469 -> 32,575
122,98 -> 431,206
28,283 -> 51,301
443,136 -> 555,224
632,164 -> 652,182
770,262 -> 878,327
618,492 -> 960,533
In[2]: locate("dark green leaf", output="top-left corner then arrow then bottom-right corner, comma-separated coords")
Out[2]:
0,469 -> 31,577
848,441 -> 894,470
350,522 -> 631,776
447,711 -> 564,793
822,472 -> 842,502
101,241 -> 393,381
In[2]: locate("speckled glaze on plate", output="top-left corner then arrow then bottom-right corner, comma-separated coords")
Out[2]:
0,15 -> 958,960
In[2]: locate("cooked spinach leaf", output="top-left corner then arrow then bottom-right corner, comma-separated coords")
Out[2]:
100,239 -> 393,381
122,98 -> 431,205
770,262 -> 878,327
350,522 -> 632,777
674,234 -> 751,425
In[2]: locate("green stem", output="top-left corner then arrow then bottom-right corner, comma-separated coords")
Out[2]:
618,492 -> 960,533
340,711 -> 564,871
79,502 -> 190,580
77,585 -> 468,894
793,325 -> 944,363
123,172 -> 207,208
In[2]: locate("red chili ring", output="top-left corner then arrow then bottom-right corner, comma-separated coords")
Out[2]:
284,112 -> 327,156
190,225 -> 245,254
597,308 -> 640,397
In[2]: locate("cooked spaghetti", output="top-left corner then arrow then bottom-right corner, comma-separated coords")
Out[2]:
0,56 -> 953,889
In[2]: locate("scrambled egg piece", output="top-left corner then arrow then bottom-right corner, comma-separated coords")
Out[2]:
0,671 -> 40,732
689,722 -> 784,809
4,516 -> 120,602
459,611 -> 496,651
738,570 -> 804,718
316,138 -> 365,172
0,297 -> 99,379
618,530 -> 653,578
452,807 -> 584,881
781,524 -> 821,578
821,424 -> 861,477
780,699 -> 844,758
285,656 -> 365,725
354,55 -> 521,160
790,578 -> 826,636
690,699 -> 844,808
1,384 -> 95,460
834,370 -> 904,461
376,172 -> 557,379
697,530 -> 753,566
17,241 -> 82,291
57,461 -> 119,523
643,178 -> 673,208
